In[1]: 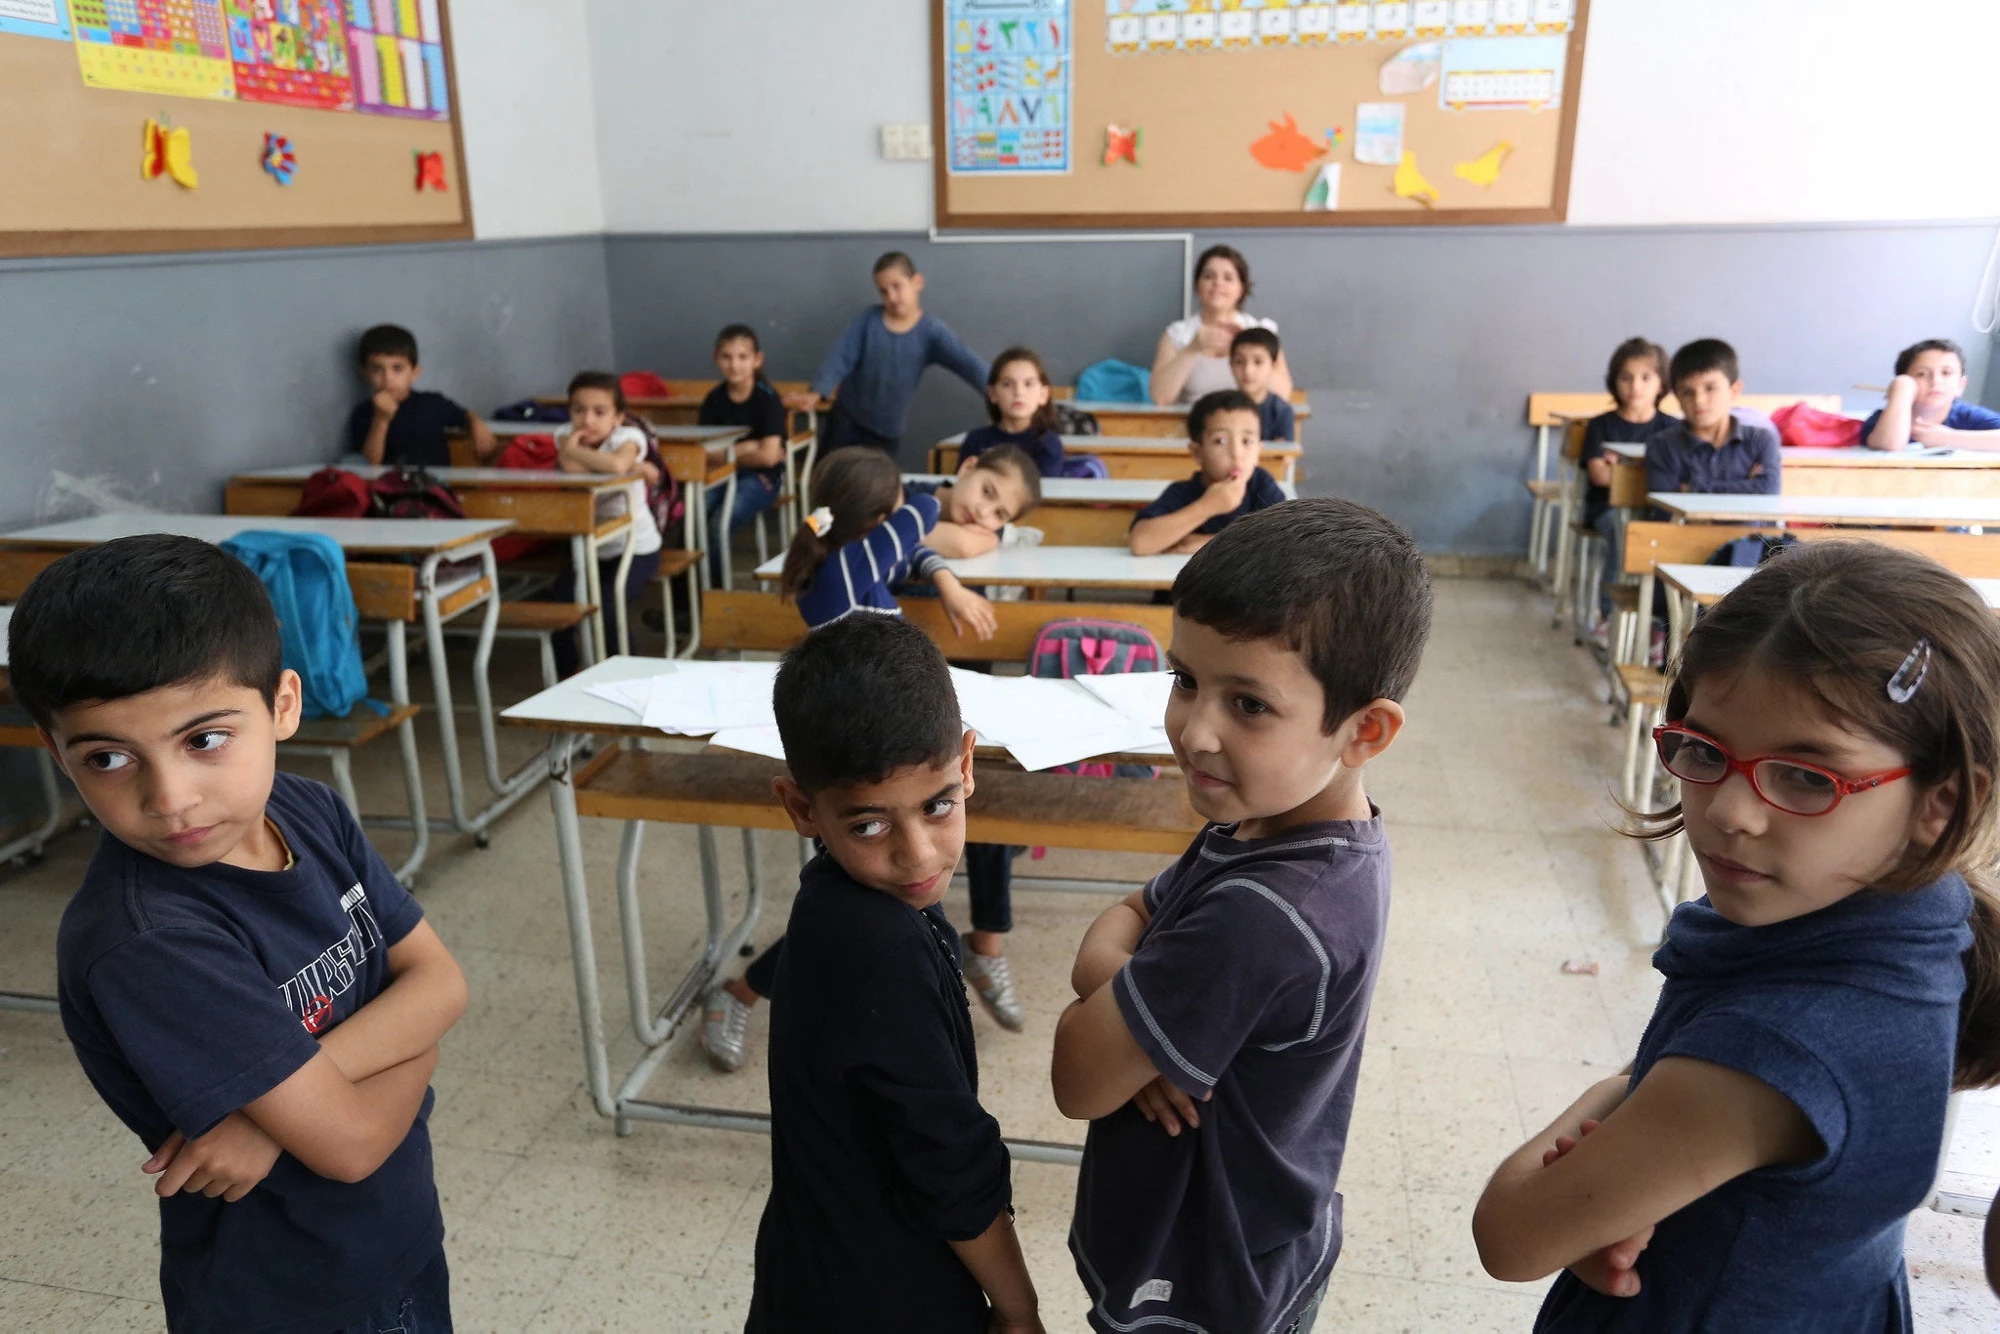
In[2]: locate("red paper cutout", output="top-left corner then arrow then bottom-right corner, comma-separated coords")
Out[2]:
1104,124 -> 1140,166
1249,112 -> 1326,172
414,150 -> 446,192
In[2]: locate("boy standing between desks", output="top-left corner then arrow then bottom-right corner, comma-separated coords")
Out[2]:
1129,388 -> 1290,556
785,252 -> 989,457
1643,338 -> 1782,499
345,323 -> 497,468
9,535 -> 468,1333
748,614 -> 1041,1333
1055,499 -> 1432,1333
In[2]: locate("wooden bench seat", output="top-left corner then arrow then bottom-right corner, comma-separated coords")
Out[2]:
1615,663 -> 1667,708
574,748 -> 1200,856
495,601 -> 597,633
656,549 -> 703,580
290,702 -> 422,749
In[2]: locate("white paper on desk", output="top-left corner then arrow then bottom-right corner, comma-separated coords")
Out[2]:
585,679 -> 653,718
949,668 -> 1030,745
707,725 -> 789,761
639,662 -> 778,735
1005,719 -> 1170,772
1074,671 -> 1173,730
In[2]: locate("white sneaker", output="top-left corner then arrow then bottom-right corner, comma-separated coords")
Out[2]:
702,986 -> 752,1072
961,940 -> 1026,1032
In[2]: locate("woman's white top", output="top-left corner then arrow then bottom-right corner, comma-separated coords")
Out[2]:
556,423 -> 663,557
1164,311 -> 1280,402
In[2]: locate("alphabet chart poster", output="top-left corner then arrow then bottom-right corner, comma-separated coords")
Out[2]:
68,0 -> 238,99
947,0 -> 1071,174
342,0 -> 449,120
221,0 -> 354,110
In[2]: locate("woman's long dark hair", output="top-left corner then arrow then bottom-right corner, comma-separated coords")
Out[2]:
1632,541 -> 2000,1089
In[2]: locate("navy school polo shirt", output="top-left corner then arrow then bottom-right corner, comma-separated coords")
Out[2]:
342,389 -> 470,469
1131,466 -> 1289,536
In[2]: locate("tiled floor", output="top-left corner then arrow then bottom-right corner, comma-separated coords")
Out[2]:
2,576 -> 1997,1330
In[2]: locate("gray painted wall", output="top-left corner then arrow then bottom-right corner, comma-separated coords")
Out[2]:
0,237 -> 615,532
605,223 -> 1998,554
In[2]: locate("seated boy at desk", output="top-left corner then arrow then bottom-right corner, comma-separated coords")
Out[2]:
1862,337 -> 2000,451
748,614 -> 1041,1333
1230,327 -> 1296,442
1643,338 -> 1781,500
9,535 -> 468,1331
907,442 -> 1043,559
1054,498 -> 1431,1333
1129,389 -> 1289,556
345,323 -> 497,468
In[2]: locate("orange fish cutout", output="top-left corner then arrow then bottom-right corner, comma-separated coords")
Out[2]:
1104,124 -> 1140,166
1249,112 -> 1325,172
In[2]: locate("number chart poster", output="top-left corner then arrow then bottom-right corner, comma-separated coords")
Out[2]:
68,0 -> 238,100
947,0 -> 1071,175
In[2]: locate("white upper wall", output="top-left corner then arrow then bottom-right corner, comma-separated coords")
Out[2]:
455,0 -> 606,239
578,0 -> 2000,234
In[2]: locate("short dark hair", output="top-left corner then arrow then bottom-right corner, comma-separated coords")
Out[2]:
1669,338 -> 1739,391
8,535 -> 285,730
1230,327 -> 1281,360
774,615 -> 963,795
358,324 -> 418,366
1605,336 -> 1668,403
1172,499 -> 1433,731
872,251 -> 918,279
1193,244 -> 1252,300
1187,388 -> 1260,440
967,443 -> 1042,513
1895,338 -> 1967,377
567,369 -> 626,411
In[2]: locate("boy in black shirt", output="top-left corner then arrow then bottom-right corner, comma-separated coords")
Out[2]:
344,323 -> 496,467
699,323 -> 791,584
1578,337 -> 1670,626
748,614 -> 1042,1333
9,536 -> 468,1333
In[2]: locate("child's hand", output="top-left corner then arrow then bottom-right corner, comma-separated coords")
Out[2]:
143,1112 -> 283,1202
1166,533 -> 1212,555
1203,470 -> 1251,515
940,583 -> 998,641
1911,418 -> 1948,446
1194,322 -> 1235,358
781,390 -> 819,412
1543,1118 -> 1652,1298
1747,463 -> 1765,478
1132,1075 -> 1209,1136
371,389 -> 399,420
638,459 -> 662,485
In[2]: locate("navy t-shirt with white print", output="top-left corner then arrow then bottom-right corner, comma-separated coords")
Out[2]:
56,771 -> 443,1334
1071,814 -> 1391,1334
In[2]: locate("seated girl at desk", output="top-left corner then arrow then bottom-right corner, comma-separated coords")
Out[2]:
552,371 -> 664,675
703,450 -> 1032,1073
961,347 -> 1065,478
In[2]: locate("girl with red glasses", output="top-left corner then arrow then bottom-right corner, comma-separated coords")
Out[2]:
1473,540 -> 2000,1325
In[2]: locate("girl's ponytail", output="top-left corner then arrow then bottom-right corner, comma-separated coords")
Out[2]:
1957,876 -> 2000,1089
775,449 -> 903,603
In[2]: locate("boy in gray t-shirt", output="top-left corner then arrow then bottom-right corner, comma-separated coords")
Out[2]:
1054,498 -> 1434,1334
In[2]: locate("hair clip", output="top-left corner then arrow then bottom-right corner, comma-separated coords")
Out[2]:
1888,638 -> 1932,704
805,507 -> 834,538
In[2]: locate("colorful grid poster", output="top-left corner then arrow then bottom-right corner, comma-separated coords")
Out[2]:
68,0 -> 238,99
0,0 -> 73,41
222,0 -> 354,110
948,0 -> 1071,175
1104,0 -> 1570,53
343,0 -> 448,120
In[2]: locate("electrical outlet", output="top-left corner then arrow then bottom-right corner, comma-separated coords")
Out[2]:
879,123 -> 933,161
879,124 -> 907,159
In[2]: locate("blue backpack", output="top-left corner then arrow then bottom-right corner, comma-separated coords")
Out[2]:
1076,358 -> 1152,404
221,531 -> 376,720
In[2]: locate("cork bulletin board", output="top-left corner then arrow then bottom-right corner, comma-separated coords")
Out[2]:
0,1 -> 471,257
934,0 -> 1589,229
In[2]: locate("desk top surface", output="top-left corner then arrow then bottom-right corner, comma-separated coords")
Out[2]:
486,420 -> 743,443
1608,443 -> 2000,468
939,433 -> 1300,456
1648,493 -> 2000,525
1069,399 -> 1313,420
752,543 -> 1186,589
0,513 -> 514,554
1659,561 -> 2000,609
233,463 -> 627,489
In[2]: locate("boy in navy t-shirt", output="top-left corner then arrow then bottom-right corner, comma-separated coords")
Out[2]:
9,535 -> 468,1333
1055,498 -> 1432,1334
1862,337 -> 2000,451
344,323 -> 496,468
1229,327 -> 1296,442
1129,389 -> 1289,556
700,323 -> 792,583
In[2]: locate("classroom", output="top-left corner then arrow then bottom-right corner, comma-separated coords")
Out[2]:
6,1 -> 2000,1330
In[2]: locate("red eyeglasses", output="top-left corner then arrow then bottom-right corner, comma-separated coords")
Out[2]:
1652,724 -> 1912,817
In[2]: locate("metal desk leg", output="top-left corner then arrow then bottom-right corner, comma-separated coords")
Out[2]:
609,535 -> 637,658
419,546 -> 543,842
0,749 -> 67,866
716,472 -> 739,592
574,532 -> 604,668
381,620 -> 431,884
545,733 -> 619,1120
688,480 -> 709,591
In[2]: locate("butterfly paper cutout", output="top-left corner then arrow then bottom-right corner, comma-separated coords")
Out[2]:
142,118 -> 199,190
1104,124 -> 1140,167
414,151 -> 447,192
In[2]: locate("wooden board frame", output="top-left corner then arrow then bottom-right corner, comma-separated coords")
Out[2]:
932,0 -> 1588,230
1,1 -> 473,258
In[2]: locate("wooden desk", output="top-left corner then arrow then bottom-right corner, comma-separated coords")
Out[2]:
1657,561 -> 2000,661
902,472 -> 1297,546
753,544 -> 1187,592
1649,493 -> 2000,529
1606,443 -> 2000,501
0,515 -> 534,872
499,655 -> 1200,1157
1068,398 -> 1313,440
226,463 -> 635,662
702,588 -> 1175,663
932,434 -> 1303,484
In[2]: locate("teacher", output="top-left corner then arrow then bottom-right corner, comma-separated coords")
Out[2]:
1149,244 -> 1294,405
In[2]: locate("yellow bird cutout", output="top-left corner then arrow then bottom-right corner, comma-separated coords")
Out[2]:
1392,150 -> 1438,208
1453,141 -> 1514,189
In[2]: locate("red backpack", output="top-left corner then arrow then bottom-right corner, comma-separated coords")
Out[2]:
1026,618 -> 1164,781
293,467 -> 372,518
366,466 -> 465,520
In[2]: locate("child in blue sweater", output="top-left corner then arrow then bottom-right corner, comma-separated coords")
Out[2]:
1475,541 -> 2000,1329
787,252 -> 989,456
